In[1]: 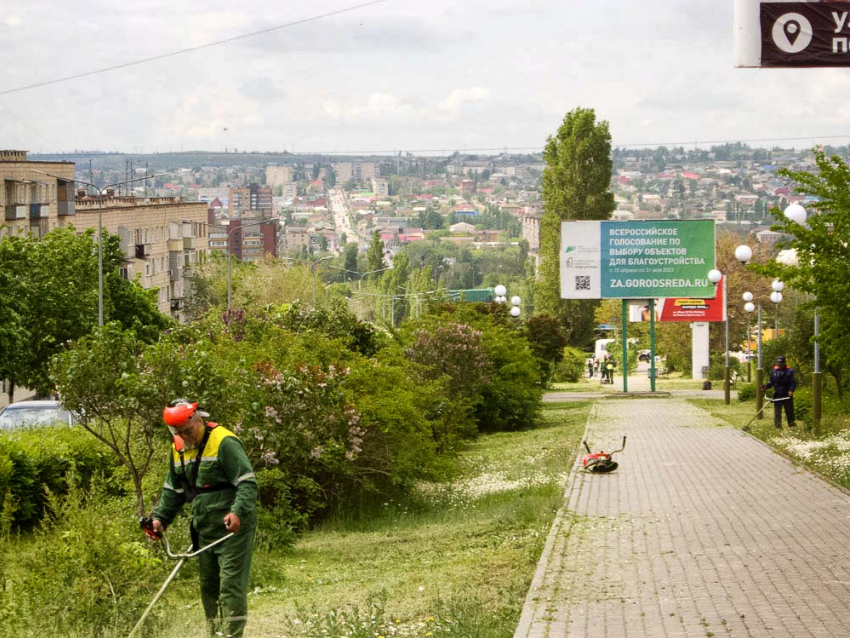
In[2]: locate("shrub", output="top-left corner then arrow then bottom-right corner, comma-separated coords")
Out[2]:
737,383 -> 756,402
405,322 -> 489,400
554,347 -> 586,383
524,314 -> 569,383
0,427 -> 119,530
474,323 -> 543,432
0,486 -> 167,637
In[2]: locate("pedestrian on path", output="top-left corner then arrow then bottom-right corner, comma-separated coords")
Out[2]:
151,399 -> 258,638
763,356 -> 796,428
606,357 -> 617,384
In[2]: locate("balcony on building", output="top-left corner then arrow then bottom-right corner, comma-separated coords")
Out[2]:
29,204 -> 48,219
4,204 -> 25,221
57,179 -> 75,216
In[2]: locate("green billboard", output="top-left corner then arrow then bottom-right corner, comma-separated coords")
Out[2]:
560,220 -> 716,299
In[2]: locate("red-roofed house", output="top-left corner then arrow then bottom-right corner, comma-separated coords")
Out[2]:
682,172 -> 700,180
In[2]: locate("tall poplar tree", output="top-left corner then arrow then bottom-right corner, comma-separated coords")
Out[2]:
366,231 -> 385,278
538,107 -> 615,346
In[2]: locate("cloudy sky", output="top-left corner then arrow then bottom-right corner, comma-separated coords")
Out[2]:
2,0 -> 850,155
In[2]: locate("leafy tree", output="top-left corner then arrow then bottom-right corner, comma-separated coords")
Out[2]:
537,107 -> 615,347
366,231 -> 385,277
765,149 -> 850,381
0,238 -> 28,399
1,229 -> 99,396
524,314 -> 569,383
343,243 -> 359,280
50,323 -> 167,515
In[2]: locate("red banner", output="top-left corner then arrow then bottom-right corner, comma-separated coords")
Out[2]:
629,277 -> 726,322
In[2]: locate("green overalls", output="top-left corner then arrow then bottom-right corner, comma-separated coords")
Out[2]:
154,424 -> 258,638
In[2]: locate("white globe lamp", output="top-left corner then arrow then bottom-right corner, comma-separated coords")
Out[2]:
784,203 -> 807,226
744,302 -> 755,313
770,291 -> 783,304
771,279 -> 785,292
743,291 -> 754,302
510,296 -> 521,306
708,269 -> 723,284
735,245 -> 753,264
494,284 -> 507,297
510,306 -> 521,317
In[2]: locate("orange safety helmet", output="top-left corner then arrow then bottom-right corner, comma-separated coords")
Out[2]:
163,399 -> 209,429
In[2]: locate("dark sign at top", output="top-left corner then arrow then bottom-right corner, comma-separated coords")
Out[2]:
761,2 -> 850,67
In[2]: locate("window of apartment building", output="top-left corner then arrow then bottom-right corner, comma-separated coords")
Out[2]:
145,260 -> 152,277
119,266 -> 130,280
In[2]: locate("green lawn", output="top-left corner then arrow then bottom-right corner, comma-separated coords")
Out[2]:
171,401 -> 593,638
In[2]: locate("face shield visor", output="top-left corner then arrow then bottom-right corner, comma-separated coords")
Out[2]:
163,401 -> 209,437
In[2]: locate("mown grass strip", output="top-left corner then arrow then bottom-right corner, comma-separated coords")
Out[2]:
206,400 -> 594,638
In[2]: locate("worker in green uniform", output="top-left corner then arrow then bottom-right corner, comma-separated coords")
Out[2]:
151,399 -> 258,638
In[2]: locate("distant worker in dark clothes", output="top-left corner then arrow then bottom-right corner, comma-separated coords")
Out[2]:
762,356 -> 796,428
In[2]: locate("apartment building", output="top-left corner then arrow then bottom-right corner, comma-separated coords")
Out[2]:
206,216 -> 279,262
74,196 -> 210,322
282,226 -> 311,253
229,183 -> 273,217
1,150 -> 75,239
520,209 -> 542,252
333,162 -> 380,184
197,187 -> 231,203
266,165 -> 295,187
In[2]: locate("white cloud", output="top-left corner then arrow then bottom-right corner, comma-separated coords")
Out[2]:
6,0 -> 850,152
438,87 -> 491,114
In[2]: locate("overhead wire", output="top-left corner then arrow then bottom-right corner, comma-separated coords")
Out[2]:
0,0 -> 385,97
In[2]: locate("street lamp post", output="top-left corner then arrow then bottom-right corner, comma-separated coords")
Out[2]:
783,203 -> 820,433
708,269 -> 731,404
771,280 -> 784,335
390,285 -> 409,328
743,292 -> 754,383
735,244 -> 769,416
33,170 -> 168,326
310,256 -> 334,307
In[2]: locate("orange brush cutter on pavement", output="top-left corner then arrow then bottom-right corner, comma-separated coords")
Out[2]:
581,436 -> 626,473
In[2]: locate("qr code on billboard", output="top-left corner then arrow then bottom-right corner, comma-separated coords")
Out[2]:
575,276 -> 591,291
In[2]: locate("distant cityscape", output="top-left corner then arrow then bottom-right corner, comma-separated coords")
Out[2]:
1,142 -> 839,323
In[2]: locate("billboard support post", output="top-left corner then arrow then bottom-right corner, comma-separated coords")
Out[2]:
622,300 -> 628,393
650,299 -> 656,392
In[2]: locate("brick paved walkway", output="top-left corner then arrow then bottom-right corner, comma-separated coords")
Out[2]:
515,398 -> 850,638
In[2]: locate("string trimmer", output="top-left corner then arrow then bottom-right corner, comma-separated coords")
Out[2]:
582,436 -> 627,473
127,518 -> 234,638
742,396 -> 791,432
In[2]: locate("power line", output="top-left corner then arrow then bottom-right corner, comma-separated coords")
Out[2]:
0,0 -> 385,97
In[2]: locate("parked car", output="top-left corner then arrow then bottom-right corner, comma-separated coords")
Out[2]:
0,400 -> 76,430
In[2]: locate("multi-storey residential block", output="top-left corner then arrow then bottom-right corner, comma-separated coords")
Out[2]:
74,196 -> 209,322
266,165 -> 294,187
0,150 -> 211,322
229,183 -> 273,217
333,163 -> 354,184
333,162 -> 380,184
197,187 -> 231,204
207,217 -> 279,262
282,226 -> 312,254
1,150 -> 75,239
521,208 -> 542,252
